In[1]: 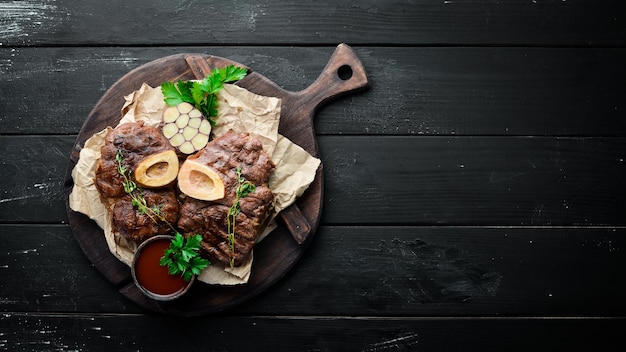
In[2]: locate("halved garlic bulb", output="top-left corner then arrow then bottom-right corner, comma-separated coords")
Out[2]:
162,102 -> 212,154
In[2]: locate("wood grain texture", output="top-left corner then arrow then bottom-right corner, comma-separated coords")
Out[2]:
2,135 -> 624,226
0,224 -> 141,313
1,0 -> 623,47
2,225 -> 624,316
0,136 -> 72,223
250,226 -> 626,317
1,314 -> 624,351
2,47 -> 625,136
319,136 -> 626,226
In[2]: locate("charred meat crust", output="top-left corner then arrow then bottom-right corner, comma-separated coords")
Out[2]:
95,124 -> 275,266
95,121 -> 175,198
185,130 -> 275,206
112,189 -> 179,242
178,132 -> 275,267
95,121 -> 179,242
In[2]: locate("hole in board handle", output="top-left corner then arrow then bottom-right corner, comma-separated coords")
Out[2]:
337,65 -> 353,81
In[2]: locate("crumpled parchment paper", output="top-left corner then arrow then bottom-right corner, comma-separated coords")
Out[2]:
69,83 -> 320,285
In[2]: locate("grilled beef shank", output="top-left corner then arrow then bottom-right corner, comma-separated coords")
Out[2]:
177,131 -> 275,266
94,121 -> 179,242
112,189 -> 179,242
94,123 -> 275,265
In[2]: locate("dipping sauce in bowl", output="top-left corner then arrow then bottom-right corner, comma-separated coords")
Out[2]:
132,235 -> 194,301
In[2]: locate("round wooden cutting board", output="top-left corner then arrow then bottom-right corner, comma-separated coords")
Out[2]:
63,44 -> 369,315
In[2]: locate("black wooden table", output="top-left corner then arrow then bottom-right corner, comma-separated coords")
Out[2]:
1,1 -> 625,350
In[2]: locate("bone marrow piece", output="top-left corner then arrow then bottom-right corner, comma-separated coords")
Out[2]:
177,131 -> 275,267
133,150 -> 179,189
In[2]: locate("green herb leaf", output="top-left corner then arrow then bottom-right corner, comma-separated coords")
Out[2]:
190,257 -> 209,276
160,65 -> 247,125
171,232 -> 184,248
181,249 -> 195,262
160,80 -> 195,106
186,234 -> 202,248
161,81 -> 186,106
182,270 -> 194,282
225,166 -> 256,267
159,233 -> 210,281
222,65 -> 248,83
190,82 -> 205,107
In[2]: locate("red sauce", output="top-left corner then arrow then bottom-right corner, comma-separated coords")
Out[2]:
135,239 -> 188,296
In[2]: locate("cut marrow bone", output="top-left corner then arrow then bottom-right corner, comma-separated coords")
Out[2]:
133,150 -> 179,188
177,159 -> 225,201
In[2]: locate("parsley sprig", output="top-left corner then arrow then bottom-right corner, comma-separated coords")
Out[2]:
159,233 -> 210,282
226,166 -> 256,267
161,65 -> 248,126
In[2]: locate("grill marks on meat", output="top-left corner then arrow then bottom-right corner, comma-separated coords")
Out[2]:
95,121 -> 179,242
96,121 -> 175,198
178,186 -> 274,266
112,189 -> 179,242
178,132 -> 275,267
94,124 -> 275,266
185,130 -> 275,207
178,200 -> 254,266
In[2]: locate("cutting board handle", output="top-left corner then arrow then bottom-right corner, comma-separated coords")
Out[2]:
184,46 -> 369,248
296,43 -> 370,112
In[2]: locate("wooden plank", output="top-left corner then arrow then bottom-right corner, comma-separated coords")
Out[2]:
1,0 -> 623,47
2,225 -> 625,316
0,313 -> 623,351
2,47 -> 625,136
1,135 -> 625,226
249,226 -> 626,316
0,224 -> 142,313
320,136 -> 626,226
0,136 -> 72,223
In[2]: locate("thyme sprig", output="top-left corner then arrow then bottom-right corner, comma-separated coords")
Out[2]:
115,150 -> 175,231
226,166 -> 256,267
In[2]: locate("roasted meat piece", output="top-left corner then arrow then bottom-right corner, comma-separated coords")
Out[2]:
95,121 -> 175,198
95,121 -> 179,243
184,130 -> 275,206
178,185 -> 274,266
112,189 -> 179,242
177,132 -> 275,266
